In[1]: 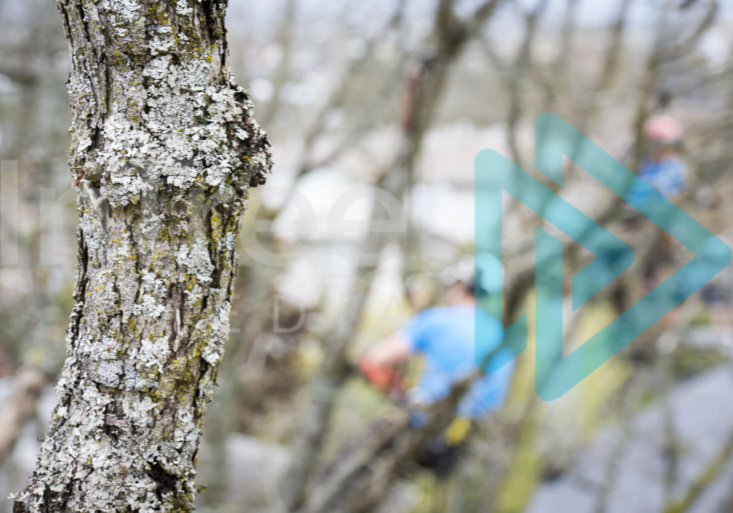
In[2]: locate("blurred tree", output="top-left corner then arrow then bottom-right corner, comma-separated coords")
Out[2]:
280,1 -> 508,511
12,1 -> 271,511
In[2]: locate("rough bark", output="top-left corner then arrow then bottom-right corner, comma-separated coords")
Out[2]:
13,1 -> 271,511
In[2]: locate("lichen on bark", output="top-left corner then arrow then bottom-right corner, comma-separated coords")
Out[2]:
12,1 -> 271,511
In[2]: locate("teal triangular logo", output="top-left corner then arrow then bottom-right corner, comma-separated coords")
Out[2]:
476,113 -> 731,400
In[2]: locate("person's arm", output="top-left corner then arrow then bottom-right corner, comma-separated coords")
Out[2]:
358,333 -> 412,390
363,333 -> 412,366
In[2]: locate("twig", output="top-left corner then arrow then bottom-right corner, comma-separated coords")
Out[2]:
0,367 -> 46,463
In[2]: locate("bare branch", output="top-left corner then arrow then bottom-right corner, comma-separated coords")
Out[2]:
663,428 -> 733,513
0,367 -> 46,463
506,0 -> 549,169
258,0 -> 298,128
594,0 -> 633,93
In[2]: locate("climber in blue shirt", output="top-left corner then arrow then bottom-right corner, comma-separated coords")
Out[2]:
628,115 -> 687,205
359,276 -> 513,421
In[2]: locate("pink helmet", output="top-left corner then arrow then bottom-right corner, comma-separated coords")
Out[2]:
644,115 -> 683,144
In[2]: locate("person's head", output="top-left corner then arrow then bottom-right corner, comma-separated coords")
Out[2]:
445,279 -> 475,305
439,257 -> 476,305
644,115 -> 683,161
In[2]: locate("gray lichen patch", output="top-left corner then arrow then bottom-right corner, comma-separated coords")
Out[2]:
12,1 -> 272,512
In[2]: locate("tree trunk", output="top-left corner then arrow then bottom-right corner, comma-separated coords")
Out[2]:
13,1 -> 271,511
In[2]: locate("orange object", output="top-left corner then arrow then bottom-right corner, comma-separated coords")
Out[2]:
358,357 -> 402,393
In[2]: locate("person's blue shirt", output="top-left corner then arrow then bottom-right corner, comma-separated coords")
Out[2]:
400,304 -> 513,419
628,156 -> 687,205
